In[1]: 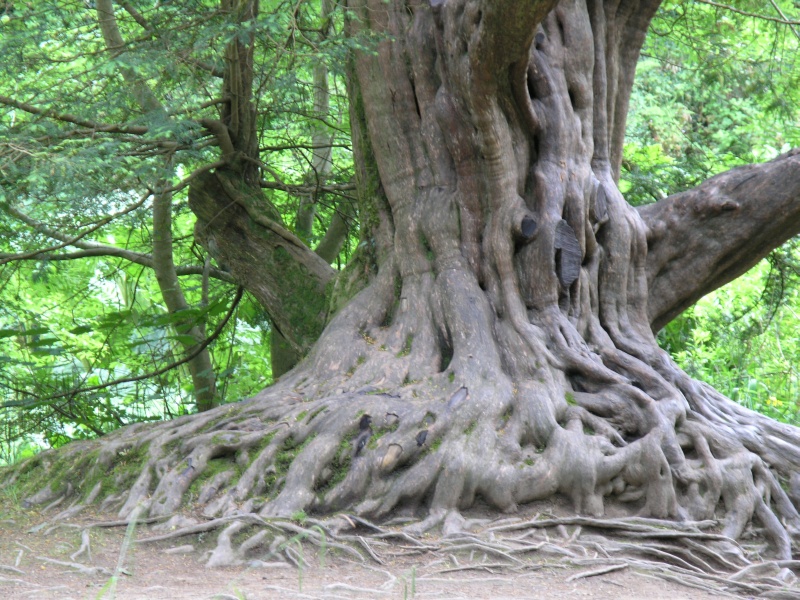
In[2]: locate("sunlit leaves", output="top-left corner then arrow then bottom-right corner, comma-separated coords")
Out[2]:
625,0 -> 800,424
0,0 -> 349,463
622,0 -> 800,206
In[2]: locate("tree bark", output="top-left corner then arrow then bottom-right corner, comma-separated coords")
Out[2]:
642,149 -> 800,331
10,0 -> 800,568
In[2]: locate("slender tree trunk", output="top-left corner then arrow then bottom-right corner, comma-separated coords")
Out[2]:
273,0 -> 338,377
152,177 -> 218,412
97,0 -> 218,411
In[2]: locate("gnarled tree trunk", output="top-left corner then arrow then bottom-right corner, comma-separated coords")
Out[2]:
7,0 -> 800,571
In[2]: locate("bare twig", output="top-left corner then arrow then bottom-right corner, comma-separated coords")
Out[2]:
695,0 -> 800,25
0,575 -> 39,586
565,563 -> 627,582
437,563 -> 510,574
768,0 -> 800,39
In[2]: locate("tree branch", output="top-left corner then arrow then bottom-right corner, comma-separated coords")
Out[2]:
0,192 -> 150,265
0,94 -> 148,134
116,0 -> 226,76
768,0 -> 800,40
0,205 -> 235,283
190,170 -> 336,355
4,204 -> 152,260
161,160 -> 227,195
117,0 -> 153,33
260,179 -> 356,193
296,49 -> 335,243
199,118 -> 236,161
640,149 -> 800,331
314,200 -> 354,264
96,0 -> 163,113
695,0 -> 800,26
260,142 -> 350,152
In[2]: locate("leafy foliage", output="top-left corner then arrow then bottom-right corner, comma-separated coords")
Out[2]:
622,0 -> 800,205
622,0 -> 800,424
0,0 -> 358,463
659,242 -> 800,425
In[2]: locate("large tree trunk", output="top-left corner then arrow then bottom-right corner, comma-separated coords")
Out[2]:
7,0 -> 800,573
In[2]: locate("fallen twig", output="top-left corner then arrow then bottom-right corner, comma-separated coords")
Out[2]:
565,562 -> 627,582
36,556 -> 111,576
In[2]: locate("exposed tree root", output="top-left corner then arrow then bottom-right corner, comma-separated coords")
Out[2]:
0,564 -> 25,575
5,328 -> 800,594
36,556 -> 111,577
10,505 -> 800,597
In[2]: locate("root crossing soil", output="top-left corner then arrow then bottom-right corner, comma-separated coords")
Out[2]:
0,499 -> 788,599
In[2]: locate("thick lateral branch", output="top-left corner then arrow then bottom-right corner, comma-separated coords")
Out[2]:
189,170 -> 335,355
640,149 -> 800,331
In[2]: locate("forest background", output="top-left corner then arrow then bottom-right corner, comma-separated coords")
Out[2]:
1,0 -> 799,465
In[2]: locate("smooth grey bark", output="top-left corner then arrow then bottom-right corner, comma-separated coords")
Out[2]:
641,149 -> 800,331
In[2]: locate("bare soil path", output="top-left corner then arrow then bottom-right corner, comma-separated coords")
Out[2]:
0,499 -> 752,599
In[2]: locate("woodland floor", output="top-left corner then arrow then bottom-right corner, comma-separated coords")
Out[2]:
0,495 -> 764,600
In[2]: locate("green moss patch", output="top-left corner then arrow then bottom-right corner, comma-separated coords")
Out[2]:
314,436 -> 353,496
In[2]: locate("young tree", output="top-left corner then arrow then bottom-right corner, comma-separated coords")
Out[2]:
5,0 -> 800,566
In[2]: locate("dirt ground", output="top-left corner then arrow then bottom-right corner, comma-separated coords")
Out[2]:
0,499 -> 738,600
